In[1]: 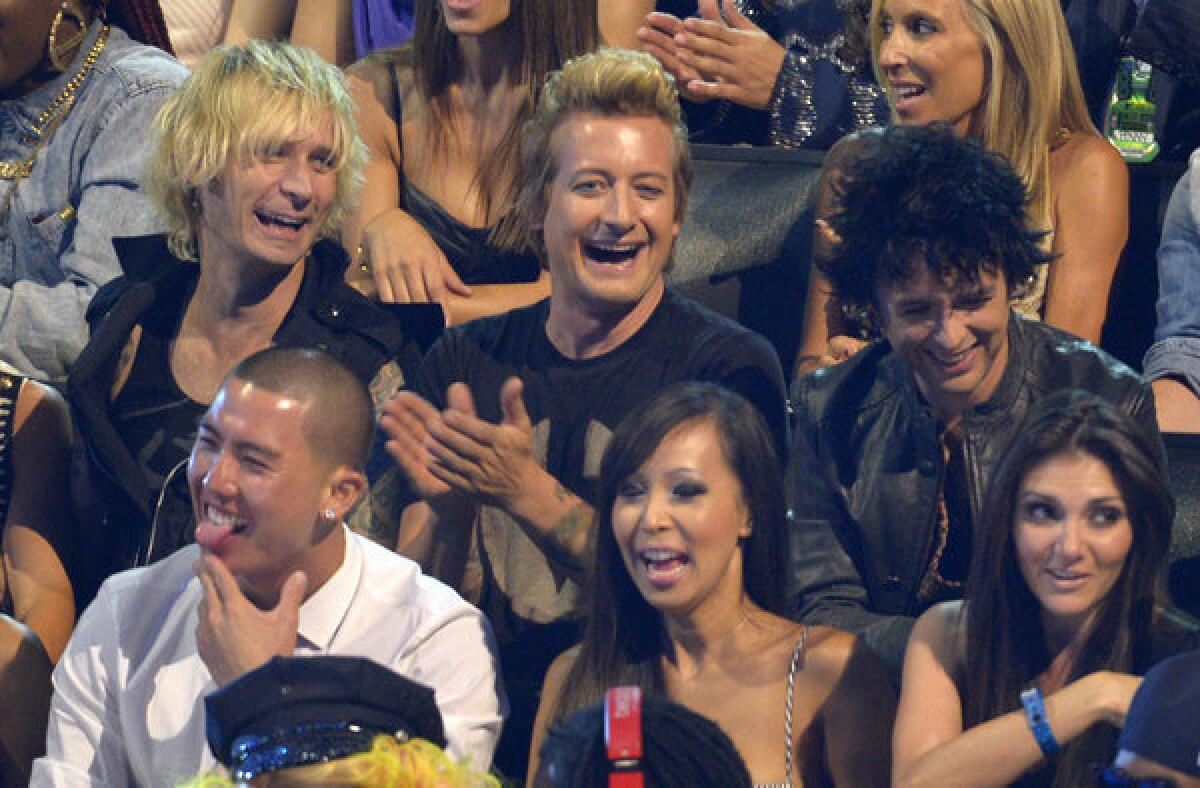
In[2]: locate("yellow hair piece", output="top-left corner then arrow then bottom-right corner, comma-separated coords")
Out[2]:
177,736 -> 499,787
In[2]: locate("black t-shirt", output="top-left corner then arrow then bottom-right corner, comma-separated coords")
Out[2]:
413,289 -> 786,776
108,281 -> 206,499
410,288 -> 788,653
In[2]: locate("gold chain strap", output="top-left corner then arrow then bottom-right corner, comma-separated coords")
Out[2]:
0,24 -> 110,179
0,25 -> 109,222
29,23 -> 110,139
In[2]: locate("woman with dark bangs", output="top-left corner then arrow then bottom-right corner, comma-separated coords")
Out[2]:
894,391 -> 1199,787
342,0 -> 597,326
530,382 -> 894,787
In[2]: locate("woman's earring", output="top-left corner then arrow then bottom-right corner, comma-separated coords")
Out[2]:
47,1 -> 88,73
324,507 -> 337,522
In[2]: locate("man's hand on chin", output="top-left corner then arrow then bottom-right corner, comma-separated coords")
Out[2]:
194,555 -> 307,687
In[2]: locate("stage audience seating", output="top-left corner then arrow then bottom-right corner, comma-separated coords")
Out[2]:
668,144 -> 824,375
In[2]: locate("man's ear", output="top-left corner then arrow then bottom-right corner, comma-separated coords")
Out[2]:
322,467 -> 368,522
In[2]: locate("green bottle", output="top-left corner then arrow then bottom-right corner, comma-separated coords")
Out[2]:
1105,56 -> 1160,163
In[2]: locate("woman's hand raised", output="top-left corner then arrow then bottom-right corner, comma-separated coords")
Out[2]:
639,0 -> 785,110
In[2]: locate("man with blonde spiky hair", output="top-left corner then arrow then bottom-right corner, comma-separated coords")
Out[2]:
66,39 -> 436,610
381,47 -> 788,774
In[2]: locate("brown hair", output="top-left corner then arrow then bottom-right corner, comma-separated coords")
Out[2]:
104,0 -> 174,52
407,0 -> 599,248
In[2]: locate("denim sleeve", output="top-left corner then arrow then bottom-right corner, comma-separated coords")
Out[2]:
0,73 -> 179,382
1143,160 -> 1200,395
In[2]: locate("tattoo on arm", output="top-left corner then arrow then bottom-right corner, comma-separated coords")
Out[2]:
368,360 -> 406,413
543,502 -> 593,579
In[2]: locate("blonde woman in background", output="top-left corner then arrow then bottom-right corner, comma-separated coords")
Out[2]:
794,0 -> 1127,377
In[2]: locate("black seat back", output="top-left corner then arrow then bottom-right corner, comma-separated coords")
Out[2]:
668,144 -> 826,374
1166,432 -> 1200,616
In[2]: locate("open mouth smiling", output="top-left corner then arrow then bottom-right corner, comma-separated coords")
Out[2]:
637,547 -> 691,585
926,345 -> 976,372
583,240 -> 644,265
891,83 -> 926,100
204,504 -> 248,535
254,209 -> 309,232
1045,567 -> 1089,583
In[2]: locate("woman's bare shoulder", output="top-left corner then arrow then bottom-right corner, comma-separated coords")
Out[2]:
346,49 -> 417,118
13,377 -> 68,438
1050,131 -> 1126,182
735,614 -> 818,676
801,625 -> 862,682
913,600 -> 968,664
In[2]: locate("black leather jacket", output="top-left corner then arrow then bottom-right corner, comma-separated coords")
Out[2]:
66,235 -> 440,608
787,315 -> 1161,679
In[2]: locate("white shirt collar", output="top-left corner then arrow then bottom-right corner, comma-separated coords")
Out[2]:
296,526 -> 362,651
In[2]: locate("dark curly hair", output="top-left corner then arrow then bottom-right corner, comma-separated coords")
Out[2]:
823,123 -> 1052,309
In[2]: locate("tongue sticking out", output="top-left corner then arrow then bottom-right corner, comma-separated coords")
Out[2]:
195,519 -> 239,554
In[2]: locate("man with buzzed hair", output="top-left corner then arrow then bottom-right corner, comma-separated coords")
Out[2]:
34,348 -> 504,786
210,346 -> 377,472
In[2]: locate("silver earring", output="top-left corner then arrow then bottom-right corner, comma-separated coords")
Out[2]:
324,507 -> 336,521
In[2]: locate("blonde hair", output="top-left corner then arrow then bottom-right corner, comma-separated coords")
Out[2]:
869,0 -> 1096,230
506,47 -> 693,253
177,736 -> 499,787
144,40 -> 368,261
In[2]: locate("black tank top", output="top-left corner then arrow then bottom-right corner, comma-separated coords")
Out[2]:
109,315 -> 207,504
390,62 -> 541,287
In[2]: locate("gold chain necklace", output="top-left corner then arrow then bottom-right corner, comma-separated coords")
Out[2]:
0,25 -> 110,181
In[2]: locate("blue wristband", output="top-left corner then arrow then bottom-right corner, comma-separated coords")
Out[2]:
1020,687 -> 1061,757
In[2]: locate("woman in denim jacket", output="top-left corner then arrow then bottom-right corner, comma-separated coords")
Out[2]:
0,0 -> 187,382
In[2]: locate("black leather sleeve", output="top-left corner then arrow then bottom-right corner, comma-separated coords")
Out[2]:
787,377 -> 916,682
1129,379 -> 1168,470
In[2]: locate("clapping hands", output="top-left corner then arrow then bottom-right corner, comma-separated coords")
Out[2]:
638,0 -> 786,110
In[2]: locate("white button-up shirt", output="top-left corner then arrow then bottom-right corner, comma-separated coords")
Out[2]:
32,530 -> 505,786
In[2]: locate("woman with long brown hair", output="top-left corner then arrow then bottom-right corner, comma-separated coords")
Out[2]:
530,383 -> 894,787
341,0 -> 598,326
894,391 -> 1198,786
